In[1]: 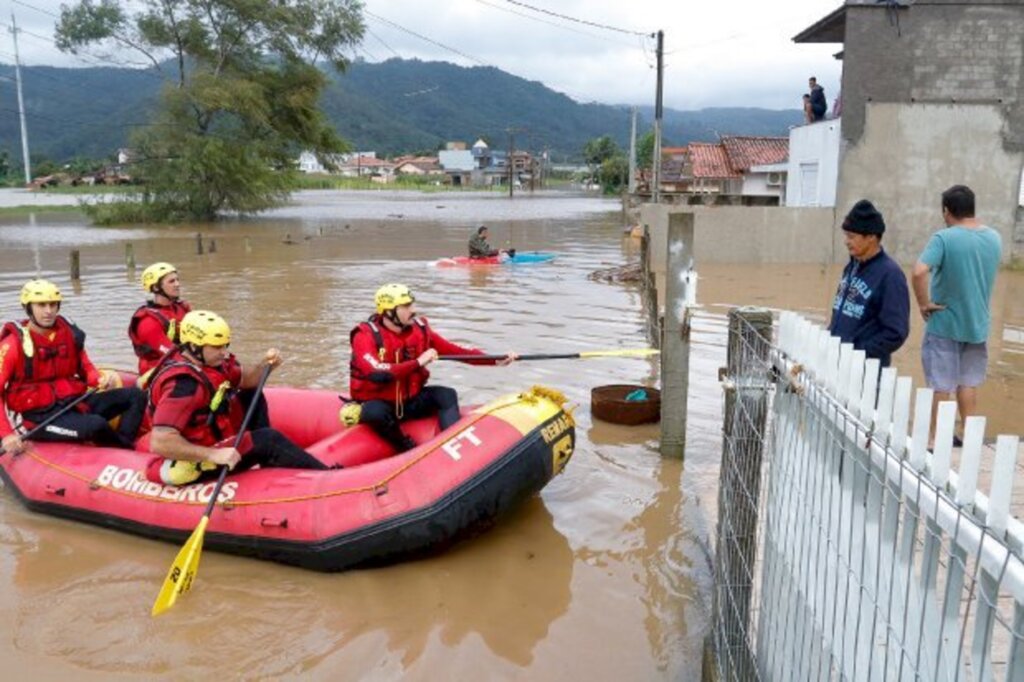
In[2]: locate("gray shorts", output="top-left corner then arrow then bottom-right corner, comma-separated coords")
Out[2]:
922,332 -> 988,392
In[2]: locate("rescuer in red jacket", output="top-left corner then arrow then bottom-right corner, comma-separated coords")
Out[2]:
142,310 -> 330,485
0,279 -> 147,454
348,283 -> 516,453
128,262 -> 192,374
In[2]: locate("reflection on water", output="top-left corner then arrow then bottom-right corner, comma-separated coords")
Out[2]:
0,194 -> 1020,679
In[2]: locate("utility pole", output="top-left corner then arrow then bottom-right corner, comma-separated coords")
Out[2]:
10,13 -> 32,185
652,30 -> 664,204
507,127 -> 514,198
628,107 -> 638,195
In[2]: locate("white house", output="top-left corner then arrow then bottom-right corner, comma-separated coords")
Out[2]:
784,119 -> 842,207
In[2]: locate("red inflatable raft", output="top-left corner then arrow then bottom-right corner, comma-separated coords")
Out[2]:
0,385 -> 575,571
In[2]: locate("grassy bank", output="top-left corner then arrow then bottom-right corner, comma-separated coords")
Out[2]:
0,204 -> 85,217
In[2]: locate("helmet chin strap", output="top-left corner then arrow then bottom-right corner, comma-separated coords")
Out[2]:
385,309 -> 413,330
154,284 -> 178,302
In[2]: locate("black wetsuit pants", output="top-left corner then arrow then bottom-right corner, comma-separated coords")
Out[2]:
359,385 -> 460,453
23,387 -> 147,449
233,427 -> 329,472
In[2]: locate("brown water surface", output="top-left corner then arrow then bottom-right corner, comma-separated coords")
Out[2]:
0,191 -> 1020,680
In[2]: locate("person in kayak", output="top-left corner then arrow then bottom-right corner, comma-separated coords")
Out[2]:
468,225 -> 515,260
0,278 -> 147,455
347,283 -> 517,453
128,262 -> 192,375
142,310 -> 330,485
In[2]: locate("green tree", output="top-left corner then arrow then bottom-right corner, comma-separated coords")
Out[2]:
583,135 -> 618,167
55,0 -> 365,222
599,155 -> 628,194
637,131 -> 656,169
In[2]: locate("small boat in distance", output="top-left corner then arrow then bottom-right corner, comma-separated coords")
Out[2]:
433,251 -> 558,268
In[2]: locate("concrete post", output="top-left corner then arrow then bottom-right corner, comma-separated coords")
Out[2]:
659,213 -> 695,458
714,306 -> 773,680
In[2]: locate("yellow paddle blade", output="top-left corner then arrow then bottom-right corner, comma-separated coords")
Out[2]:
152,515 -> 209,616
579,348 -> 660,359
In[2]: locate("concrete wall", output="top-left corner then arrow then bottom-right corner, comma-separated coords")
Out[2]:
786,119 -> 842,207
641,204 -> 840,273
834,2 -> 1024,260
841,3 -> 1024,150
836,103 -> 1023,263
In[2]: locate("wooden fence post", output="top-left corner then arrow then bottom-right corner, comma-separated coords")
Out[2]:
196,233 -> 204,255
124,243 -> 135,269
69,249 -> 81,280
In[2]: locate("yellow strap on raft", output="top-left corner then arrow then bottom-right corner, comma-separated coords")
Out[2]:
28,384 -> 574,508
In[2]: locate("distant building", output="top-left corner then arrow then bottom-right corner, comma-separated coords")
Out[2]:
296,151 -> 379,174
439,149 -> 475,186
393,156 -> 442,176
792,0 -> 1024,260
655,136 -> 788,205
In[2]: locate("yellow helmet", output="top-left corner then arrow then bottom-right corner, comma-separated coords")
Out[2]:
20,278 -> 63,306
141,262 -> 177,292
179,310 -> 231,347
375,283 -> 415,314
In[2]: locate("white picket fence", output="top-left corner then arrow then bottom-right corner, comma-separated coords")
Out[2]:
757,311 -> 1019,679
709,310 -> 1024,681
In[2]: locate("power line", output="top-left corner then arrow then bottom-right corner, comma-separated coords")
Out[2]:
364,10 -> 487,66
365,28 -> 401,59
498,0 -> 651,37
474,0 -> 645,49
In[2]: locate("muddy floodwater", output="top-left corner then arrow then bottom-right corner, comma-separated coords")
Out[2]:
0,190 -> 1021,680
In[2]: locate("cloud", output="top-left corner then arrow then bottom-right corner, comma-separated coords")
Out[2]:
5,0 -> 845,110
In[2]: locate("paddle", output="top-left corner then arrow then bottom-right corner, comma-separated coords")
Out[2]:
0,388 -> 97,456
438,348 -> 660,362
151,363 -> 273,617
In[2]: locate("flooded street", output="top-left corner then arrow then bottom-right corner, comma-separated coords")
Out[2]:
0,190 -> 1021,680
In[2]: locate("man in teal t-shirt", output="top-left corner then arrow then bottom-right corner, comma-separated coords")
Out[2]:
912,184 -> 1002,440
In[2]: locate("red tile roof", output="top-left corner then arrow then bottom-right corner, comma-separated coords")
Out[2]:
689,143 -> 740,179
720,136 -> 789,171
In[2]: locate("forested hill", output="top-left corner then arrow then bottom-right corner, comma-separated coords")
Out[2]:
0,58 -> 802,163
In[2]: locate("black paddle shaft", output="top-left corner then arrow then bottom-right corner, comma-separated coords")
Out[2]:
0,388 -> 96,455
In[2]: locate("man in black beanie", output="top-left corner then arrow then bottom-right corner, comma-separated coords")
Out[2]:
827,199 -> 910,367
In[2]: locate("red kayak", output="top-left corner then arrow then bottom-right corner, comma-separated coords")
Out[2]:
434,252 -> 558,267
0,385 -> 575,571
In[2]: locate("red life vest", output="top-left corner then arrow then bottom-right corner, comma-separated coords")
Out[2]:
147,354 -> 243,446
0,317 -> 88,414
128,300 -> 191,363
348,316 -> 432,404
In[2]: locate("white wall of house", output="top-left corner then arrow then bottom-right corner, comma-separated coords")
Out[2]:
439,150 -> 475,172
785,119 -> 841,207
744,163 -> 788,199
297,151 -> 324,173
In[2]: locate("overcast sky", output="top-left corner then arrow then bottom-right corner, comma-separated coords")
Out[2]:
3,0 -> 845,111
